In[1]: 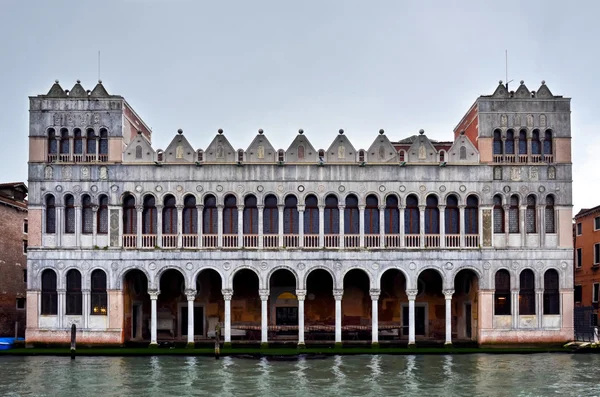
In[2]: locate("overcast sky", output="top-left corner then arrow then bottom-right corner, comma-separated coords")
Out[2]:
1,0 -> 597,212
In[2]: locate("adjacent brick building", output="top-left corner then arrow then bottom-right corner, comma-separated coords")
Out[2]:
0,182 -> 28,337
574,206 -> 600,326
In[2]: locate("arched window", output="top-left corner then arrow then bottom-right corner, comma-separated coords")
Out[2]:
544,130 -> 553,155
405,194 -> 419,234
41,269 -> 57,315
425,195 -> 439,234
304,195 -> 319,235
237,149 -> 244,162
203,195 -> 218,234
439,150 -> 445,162
97,194 -> 108,234
505,129 -> 514,154
197,149 -> 204,162
91,270 -> 107,315
59,128 -> 70,155
64,194 -> 75,234
243,195 -> 258,234
297,145 -> 305,160
384,195 -> 399,234
518,130 -> 527,155
183,195 -> 197,234
47,128 -> 57,155
99,128 -> 108,157
157,150 -> 164,162
543,269 -> 560,315
135,145 -> 142,159
545,195 -> 555,234
494,269 -> 511,315
526,195 -> 536,234
278,149 -> 285,162
66,269 -> 82,315
162,195 -> 177,234
344,194 -> 359,235
318,149 -> 325,160
45,195 -> 56,234
459,146 -> 466,160
445,195 -> 459,234
73,128 -> 83,156
263,195 -> 278,234
324,195 -> 339,234
142,195 -> 157,234
358,150 -> 365,162
122,194 -> 136,234
531,130 -> 541,155
493,129 -> 503,155
493,194 -> 504,234
509,195 -> 519,234
519,269 -> 535,315
399,150 -> 405,162
283,195 -> 299,234
86,128 -> 96,156
82,194 -> 93,234
364,195 -> 379,234
223,195 -> 238,234
464,195 -> 479,235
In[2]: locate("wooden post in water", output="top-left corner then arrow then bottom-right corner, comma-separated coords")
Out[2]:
70,324 -> 76,359
214,323 -> 221,359
14,322 -> 18,340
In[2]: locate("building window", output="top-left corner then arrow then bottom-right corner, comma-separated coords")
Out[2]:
23,269 -> 27,283
465,195 -> 479,234
45,195 -> 56,234
505,129 -> 514,154
577,223 -> 582,236
223,194 -> 238,235
545,196 -> 555,233
399,150 -> 405,162
48,128 -> 57,155
22,240 -> 27,254
59,128 -> 70,156
543,269 -> 560,315
16,298 -> 25,310
405,194 -> 419,234
41,269 -> 58,315
278,149 -> 285,162
304,195 -> 319,235
358,149 -> 365,162
595,244 -> 600,265
203,195 -> 218,234
577,248 -> 582,268
518,130 -> 527,155
318,149 -> 325,161
343,194 -> 359,235
439,150 -> 446,162
283,195 -> 299,234
493,129 -> 503,155
97,195 -> 108,234
324,194 -> 339,234
519,269 -> 536,315
156,150 -> 164,162
73,128 -> 83,156
237,149 -> 244,162
445,195 -> 459,235
122,194 -> 136,234
595,217 -> 600,231
526,195 -> 536,234
263,195 -> 278,234
162,195 -> 177,234
531,130 -> 541,155
424,195 -> 439,234
544,130 -> 553,155
99,128 -> 108,157
23,219 -> 28,234
86,128 -> 96,155
142,195 -> 157,234
593,283 -> 600,304
182,195 -> 197,234
82,194 -> 93,234
574,285 -> 582,303
384,195 -> 399,234
509,195 -> 519,234
243,195 -> 258,234
66,269 -> 82,315
364,194 -> 379,235
197,149 -> 204,162
135,145 -> 142,159
494,269 -> 511,315
493,194 -> 504,234
91,269 -> 107,315
64,194 -> 75,234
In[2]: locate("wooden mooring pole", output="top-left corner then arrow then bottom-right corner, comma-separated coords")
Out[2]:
214,323 -> 221,359
70,324 -> 76,359
14,322 -> 18,340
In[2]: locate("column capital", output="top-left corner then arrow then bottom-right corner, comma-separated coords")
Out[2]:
398,205 -> 406,210
155,204 -> 164,211
91,205 -> 99,213
418,205 -> 426,211
333,289 -> 344,300
81,289 -> 91,294
176,204 -> 184,211
259,289 -> 270,300
503,205 -> 511,211
237,205 -> 244,211
438,204 -> 446,211
297,205 -> 305,212
217,204 -> 224,210
377,205 -> 385,211
338,205 -> 346,211
318,204 -> 326,210
369,289 -> 381,300
277,204 -> 285,210
295,289 -> 307,301
57,288 -> 66,294
358,205 -> 366,211
443,289 -> 455,299
535,288 -> 544,294
519,205 -> 527,211
185,289 -> 197,301
458,204 -> 466,210
406,289 -> 418,299
148,289 -> 160,299
256,204 -> 264,211
196,204 -> 204,211
221,288 -> 233,300
135,205 -> 144,213
511,288 -> 520,294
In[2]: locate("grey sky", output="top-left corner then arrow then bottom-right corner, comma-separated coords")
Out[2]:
1,0 -> 597,212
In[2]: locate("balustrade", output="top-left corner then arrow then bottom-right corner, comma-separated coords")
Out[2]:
263,234 -> 279,248
203,234 -> 218,248
344,235 -> 360,248
98,154 -> 109,162
222,234 -> 238,248
364,234 -> 379,248
425,235 -> 440,248
445,234 -> 460,248
303,234 -> 319,248
465,234 -> 479,248
405,234 -> 420,248
543,154 -> 554,163
182,235 -> 197,248
384,234 -> 401,248
141,234 -> 157,248
518,154 -> 528,163
324,235 -> 340,248
283,234 -> 299,248
122,234 -> 137,248
47,154 -> 58,162
72,154 -> 83,162
530,154 -> 542,163
162,234 -> 177,248
243,235 -> 259,248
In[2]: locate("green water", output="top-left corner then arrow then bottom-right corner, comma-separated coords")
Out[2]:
0,354 -> 598,396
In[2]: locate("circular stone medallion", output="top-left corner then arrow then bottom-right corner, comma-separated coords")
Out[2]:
459,185 -> 467,192
186,262 -> 194,270
155,185 -> 163,192
91,185 -> 98,193
148,263 -> 157,271
399,185 -> 406,192
135,185 -> 143,193
216,185 -> 224,192
379,185 -> 386,192
196,185 -> 204,192
55,185 -> 63,192
297,185 -> 305,192
338,185 -> 346,192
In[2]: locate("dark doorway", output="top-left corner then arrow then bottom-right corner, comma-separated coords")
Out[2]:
402,306 -> 425,336
181,306 -> 204,336
465,303 -> 472,339
276,307 -> 298,325
132,303 -> 142,339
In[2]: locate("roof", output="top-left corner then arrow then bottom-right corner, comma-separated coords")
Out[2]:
574,205 -> 600,220
0,182 -> 28,210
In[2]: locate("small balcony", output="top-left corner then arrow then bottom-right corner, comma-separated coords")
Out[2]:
222,234 -> 238,248
161,234 -> 177,248
364,234 -> 380,248
203,234 -> 218,248
122,234 -> 137,248
304,234 -> 319,248
425,235 -> 440,248
405,234 -> 420,248
182,235 -> 197,248
263,234 -> 279,248
344,235 -> 360,248
324,235 -> 340,248
283,234 -> 299,248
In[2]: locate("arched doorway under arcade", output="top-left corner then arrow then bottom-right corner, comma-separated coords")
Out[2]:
378,269 -> 407,341
305,269 -> 335,341
190,269 -> 223,342
268,269 -> 298,340
122,269 -> 150,342
231,269 -> 261,342
342,269 -> 371,342
157,269 -> 186,341
453,269 -> 480,342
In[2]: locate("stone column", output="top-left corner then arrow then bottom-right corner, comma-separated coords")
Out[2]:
57,289 -> 66,329
136,205 -> 143,248
296,289 -> 306,347
82,289 -> 90,329
217,204 -> 224,247
156,205 -> 163,248
359,205 -> 366,247
91,206 -> 98,247
259,289 -> 269,346
439,204 -> 446,248
419,205 -> 426,248
338,205 -> 345,248
527,138 -> 532,162
278,204 -> 284,247
503,204 -> 510,243
176,204 -> 184,248
149,290 -> 159,346
520,205 -> 527,247
75,205 -> 81,246
186,289 -> 196,346
378,205 -> 385,248
539,204 -> 546,247
257,204 -> 264,248
443,289 -> 454,345
511,289 -> 519,329
370,289 -> 380,345
56,205 -> 63,247
399,205 -> 405,248
459,205 -> 466,248
222,289 -> 233,344
536,288 -> 544,328
237,205 -> 244,248
333,289 -> 343,345
406,289 -> 418,347
318,204 -> 325,248
196,204 -> 203,248
298,205 -> 305,248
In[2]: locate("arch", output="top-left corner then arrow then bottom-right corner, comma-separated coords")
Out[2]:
65,268 -> 82,315
237,149 -> 244,162
64,193 -> 75,234
283,194 -> 299,235
508,194 -> 520,234
531,129 -> 541,155
494,269 -> 511,315
229,266 -> 263,290
358,149 -> 366,162
223,194 -> 238,237
156,149 -> 164,162
345,193 -> 360,236
244,194 -> 259,235
59,127 -> 70,155
424,194 -> 439,234
545,194 -> 556,233
544,129 -> 553,155
162,194 -> 177,234
493,194 -> 505,234
445,194 -> 460,236
303,194 -> 319,236
191,266 -> 225,289
518,129 -> 527,155
324,193 -> 339,235
384,194 -> 399,235
439,149 -> 446,162
47,127 -> 57,155
451,266 -> 483,287
86,128 -> 96,156
142,194 -> 157,234
266,266 -> 300,290
278,149 -> 285,162
41,269 -> 58,315
81,194 -> 93,234
73,128 -> 83,156
99,128 -> 108,156
155,266 -> 189,290
416,266 -> 445,282
90,269 -> 108,315
493,129 -> 503,155
505,129 -> 515,154
526,194 -> 537,234
303,266 -> 336,290
519,268 -> 536,315
464,194 -> 479,235
543,268 -> 560,315
342,266 -> 373,289
97,194 -> 109,234
117,266 -> 152,290
399,149 -> 406,162
263,194 -> 278,236
377,267 -> 411,290
203,194 -> 218,235
45,194 -> 57,234
122,193 -> 137,235
196,149 -> 204,162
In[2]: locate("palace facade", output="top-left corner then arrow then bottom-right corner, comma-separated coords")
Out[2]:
25,79 -> 573,346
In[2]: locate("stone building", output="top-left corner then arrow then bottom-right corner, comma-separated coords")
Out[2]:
574,206 -> 600,326
0,182 -> 28,337
25,79 -> 573,346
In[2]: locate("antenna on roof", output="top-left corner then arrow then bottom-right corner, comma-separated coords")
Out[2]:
98,50 -> 101,81
505,50 -> 513,90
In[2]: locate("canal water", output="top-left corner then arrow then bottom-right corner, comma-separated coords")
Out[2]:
0,354 -> 598,396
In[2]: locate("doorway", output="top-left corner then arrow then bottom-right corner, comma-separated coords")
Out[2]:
180,305 -> 204,337
402,305 -> 426,336
465,303 -> 472,339
131,302 -> 143,340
